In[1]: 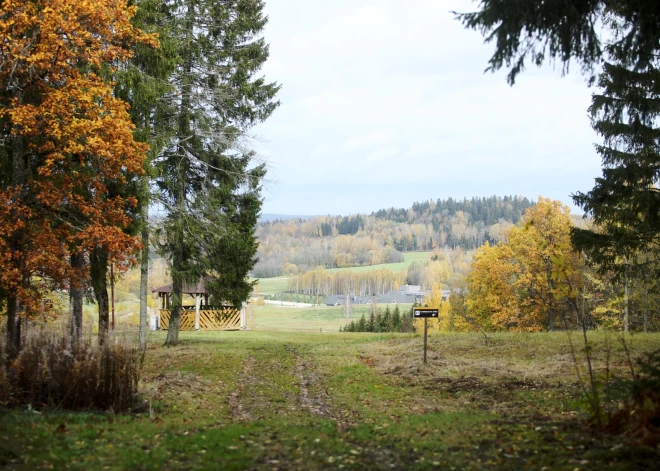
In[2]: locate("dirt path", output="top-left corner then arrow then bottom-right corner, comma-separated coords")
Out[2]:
229,356 -> 256,422
286,345 -> 334,418
227,344 -> 336,425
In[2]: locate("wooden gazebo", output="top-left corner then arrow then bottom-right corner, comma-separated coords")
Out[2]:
153,278 -> 245,331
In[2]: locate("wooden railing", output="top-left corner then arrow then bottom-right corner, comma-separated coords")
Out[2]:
159,307 -> 241,331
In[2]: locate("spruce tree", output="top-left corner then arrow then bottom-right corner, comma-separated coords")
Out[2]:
572,63 -> 660,273
381,307 -> 391,332
357,314 -> 367,332
151,0 -> 279,345
456,1 -> 660,86
367,312 -> 376,332
373,312 -> 383,333
457,0 -> 660,312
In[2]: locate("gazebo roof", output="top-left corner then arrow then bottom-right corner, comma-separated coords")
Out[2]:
152,277 -> 211,295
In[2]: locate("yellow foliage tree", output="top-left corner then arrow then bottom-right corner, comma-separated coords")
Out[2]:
466,198 -> 584,331
466,242 -> 518,331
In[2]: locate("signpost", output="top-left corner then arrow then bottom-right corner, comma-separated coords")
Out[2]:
413,308 -> 438,364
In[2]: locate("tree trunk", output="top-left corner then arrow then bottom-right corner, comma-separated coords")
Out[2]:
166,275 -> 183,345
69,250 -> 85,342
139,217 -> 149,351
90,247 -> 110,343
7,110 -> 26,358
547,268 -> 555,331
643,257 -> 649,334
165,0 -> 193,347
624,273 -> 629,333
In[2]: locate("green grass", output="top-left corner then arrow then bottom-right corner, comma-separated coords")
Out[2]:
251,304 -> 412,332
254,251 -> 434,294
252,276 -> 290,294
2,329 -> 659,470
325,250 -> 434,275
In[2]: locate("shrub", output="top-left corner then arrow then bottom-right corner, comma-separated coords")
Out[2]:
0,324 -> 141,412
604,349 -> 660,446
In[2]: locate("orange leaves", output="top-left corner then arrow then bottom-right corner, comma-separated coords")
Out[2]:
0,0 -> 151,317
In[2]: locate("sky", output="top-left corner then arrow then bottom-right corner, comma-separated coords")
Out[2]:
251,0 -> 602,216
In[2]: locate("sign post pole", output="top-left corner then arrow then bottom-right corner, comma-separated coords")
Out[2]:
423,318 -> 428,364
413,307 -> 438,365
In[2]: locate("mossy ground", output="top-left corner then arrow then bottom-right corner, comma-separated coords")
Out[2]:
1,330 -> 659,470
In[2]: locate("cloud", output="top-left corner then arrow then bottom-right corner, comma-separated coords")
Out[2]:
253,0 -> 602,215
342,129 -> 395,151
365,147 -> 399,163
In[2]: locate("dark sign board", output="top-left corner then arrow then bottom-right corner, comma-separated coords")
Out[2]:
413,308 -> 439,318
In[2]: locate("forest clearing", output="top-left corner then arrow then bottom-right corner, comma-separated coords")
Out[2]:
2,329 -> 658,470
3,1 -> 660,470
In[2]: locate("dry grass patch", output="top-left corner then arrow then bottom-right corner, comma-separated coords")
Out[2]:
357,331 -> 659,417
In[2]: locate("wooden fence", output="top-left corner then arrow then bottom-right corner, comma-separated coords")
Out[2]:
159,307 -> 242,331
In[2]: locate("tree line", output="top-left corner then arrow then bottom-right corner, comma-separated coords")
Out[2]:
373,195 -> 534,227
340,305 -> 414,333
254,196 -> 532,278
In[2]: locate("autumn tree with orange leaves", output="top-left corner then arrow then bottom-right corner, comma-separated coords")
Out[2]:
0,0 -> 155,354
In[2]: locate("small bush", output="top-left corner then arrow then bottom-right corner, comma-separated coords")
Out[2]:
604,349 -> 660,446
0,325 -> 141,412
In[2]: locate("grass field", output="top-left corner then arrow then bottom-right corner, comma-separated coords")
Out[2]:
3,328 -> 659,470
254,251 -> 434,294
251,305 -> 410,332
325,251 -> 434,275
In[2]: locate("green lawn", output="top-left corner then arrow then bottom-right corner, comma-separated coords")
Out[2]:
2,330 -> 658,470
254,251 -> 434,294
325,250 -> 434,275
252,276 -> 291,294
251,304 -> 412,332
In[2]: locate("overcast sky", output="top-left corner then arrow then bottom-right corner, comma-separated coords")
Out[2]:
251,0 -> 601,216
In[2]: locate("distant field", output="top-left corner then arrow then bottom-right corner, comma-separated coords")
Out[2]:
253,251 -> 433,294
252,276 -> 290,293
325,250 -> 433,274
251,304 -> 412,332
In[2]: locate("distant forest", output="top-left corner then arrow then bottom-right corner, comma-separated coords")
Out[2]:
253,196 -> 534,278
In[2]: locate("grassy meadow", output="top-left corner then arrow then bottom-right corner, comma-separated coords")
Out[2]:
2,305 -> 659,470
251,305 -> 401,332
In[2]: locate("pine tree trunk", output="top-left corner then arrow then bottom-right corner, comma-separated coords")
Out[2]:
90,247 -> 110,343
165,0 -> 194,347
166,276 -> 182,346
69,250 -> 85,342
139,209 -> 149,351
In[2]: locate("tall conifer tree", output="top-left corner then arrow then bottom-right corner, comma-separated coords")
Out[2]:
456,0 -> 660,285
153,0 -> 279,345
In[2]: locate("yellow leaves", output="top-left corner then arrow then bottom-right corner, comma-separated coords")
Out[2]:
466,197 -> 583,332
